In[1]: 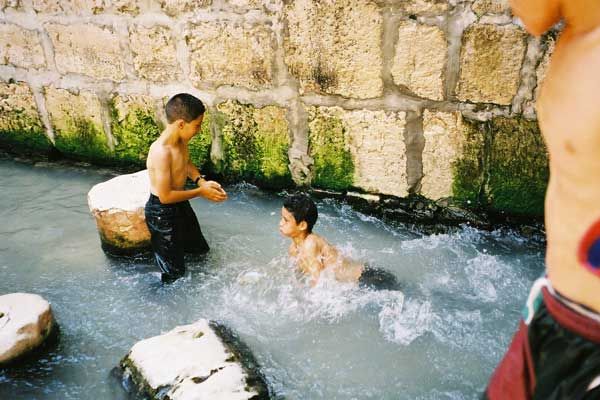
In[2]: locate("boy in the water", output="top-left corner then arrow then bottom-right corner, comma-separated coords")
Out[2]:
279,194 -> 399,290
145,93 -> 227,283
483,1 -> 600,399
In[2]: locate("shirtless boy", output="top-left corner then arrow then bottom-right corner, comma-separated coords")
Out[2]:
484,2 -> 600,398
145,93 -> 227,283
279,194 -> 398,290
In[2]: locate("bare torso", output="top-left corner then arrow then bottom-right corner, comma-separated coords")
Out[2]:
147,137 -> 189,196
538,5 -> 600,311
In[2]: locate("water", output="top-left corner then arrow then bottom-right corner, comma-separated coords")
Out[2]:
0,159 -> 545,400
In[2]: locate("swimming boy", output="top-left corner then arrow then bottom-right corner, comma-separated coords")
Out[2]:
145,93 -> 227,283
484,1 -> 600,398
279,194 -> 398,290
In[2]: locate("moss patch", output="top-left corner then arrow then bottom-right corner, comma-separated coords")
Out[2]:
54,116 -> 112,163
486,117 -> 548,215
110,100 -> 160,166
188,111 -> 212,169
213,101 -> 291,188
452,119 -> 485,205
0,109 -> 52,154
308,111 -> 354,191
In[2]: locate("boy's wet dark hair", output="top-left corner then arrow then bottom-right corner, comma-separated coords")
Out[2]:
165,93 -> 206,124
283,194 -> 318,233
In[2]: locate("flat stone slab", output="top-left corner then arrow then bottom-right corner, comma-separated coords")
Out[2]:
87,170 -> 151,255
120,319 -> 270,400
0,293 -> 55,365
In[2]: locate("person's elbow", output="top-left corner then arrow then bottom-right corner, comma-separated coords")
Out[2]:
510,0 -> 561,36
520,17 -> 558,36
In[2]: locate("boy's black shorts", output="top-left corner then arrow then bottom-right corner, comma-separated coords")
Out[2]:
144,194 -> 209,281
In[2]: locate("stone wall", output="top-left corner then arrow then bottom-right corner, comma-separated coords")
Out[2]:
0,0 -> 555,216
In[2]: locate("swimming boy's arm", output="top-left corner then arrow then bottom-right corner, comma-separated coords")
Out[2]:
152,148 -> 225,204
302,237 -> 325,287
510,0 -> 562,36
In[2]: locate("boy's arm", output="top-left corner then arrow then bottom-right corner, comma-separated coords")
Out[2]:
302,238 -> 325,287
186,160 -> 228,202
510,0 -> 562,36
187,161 -> 205,185
152,149 -> 225,204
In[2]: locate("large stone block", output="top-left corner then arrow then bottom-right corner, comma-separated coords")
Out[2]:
119,320 -> 270,399
457,24 -> 526,105
0,0 -> 21,11
472,0 -> 510,15
109,94 -> 161,166
0,24 -> 46,69
44,87 -> 112,162
159,0 -> 211,16
421,111 -> 467,200
391,21 -> 447,100
212,100 -> 291,188
0,293 -> 56,366
308,106 -> 408,196
186,21 -> 275,90
32,0 -> 108,14
46,23 -> 126,81
398,0 -> 448,15
88,170 -> 151,255
0,81 -> 52,153
129,25 -> 180,82
284,0 -> 383,99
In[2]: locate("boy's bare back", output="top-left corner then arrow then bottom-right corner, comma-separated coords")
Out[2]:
512,0 -> 600,311
147,138 -> 188,196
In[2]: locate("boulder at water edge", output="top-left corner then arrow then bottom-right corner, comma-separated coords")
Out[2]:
120,319 -> 270,400
88,170 -> 151,256
0,293 -> 56,365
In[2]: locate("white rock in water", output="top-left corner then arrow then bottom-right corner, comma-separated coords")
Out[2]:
87,170 -> 151,255
121,319 -> 269,400
0,293 -> 55,365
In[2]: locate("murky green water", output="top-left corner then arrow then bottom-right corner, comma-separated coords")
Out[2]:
0,159 -> 545,399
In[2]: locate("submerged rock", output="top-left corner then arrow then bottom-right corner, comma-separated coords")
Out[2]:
87,170 -> 151,256
120,319 -> 270,400
0,293 -> 56,366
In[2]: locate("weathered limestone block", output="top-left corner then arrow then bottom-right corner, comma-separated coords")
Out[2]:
284,0 -> 383,99
225,0 -> 280,13
160,0 -> 211,16
88,170 -> 151,255
421,111 -> 467,200
0,0 -> 21,11
457,24 -> 527,105
485,117 -> 548,215
120,320 -> 269,400
472,0 -> 510,15
32,0 -> 108,14
44,87 -> 112,161
391,21 -> 447,100
0,81 -> 52,153
129,25 -> 180,82
46,23 -> 126,81
398,0 -> 448,15
212,101 -> 291,188
0,24 -> 46,69
109,94 -> 160,165
0,293 -> 56,366
186,21 -> 274,90
308,106 -> 408,196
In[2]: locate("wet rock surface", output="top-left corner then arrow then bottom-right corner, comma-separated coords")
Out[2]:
0,293 -> 56,366
119,319 -> 271,400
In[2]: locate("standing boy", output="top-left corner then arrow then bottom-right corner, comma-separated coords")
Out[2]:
484,1 -> 600,398
145,93 -> 227,283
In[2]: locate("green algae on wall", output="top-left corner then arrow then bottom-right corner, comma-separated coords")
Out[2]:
452,116 -> 548,216
307,109 -> 354,191
109,98 -> 161,166
213,101 -> 292,188
0,82 -> 53,154
188,111 -> 212,169
486,117 -> 548,215
451,119 -> 485,205
53,116 -> 112,163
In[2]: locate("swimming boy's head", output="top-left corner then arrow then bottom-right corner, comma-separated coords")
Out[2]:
280,194 -> 318,238
165,93 -> 206,141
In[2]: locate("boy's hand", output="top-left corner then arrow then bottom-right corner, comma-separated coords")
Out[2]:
198,180 -> 227,202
